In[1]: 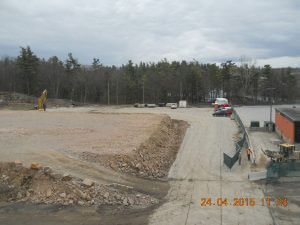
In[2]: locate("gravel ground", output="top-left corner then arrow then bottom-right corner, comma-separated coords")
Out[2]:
0,107 -> 183,225
1,106 -> 298,225
0,162 -> 157,208
0,110 -> 163,156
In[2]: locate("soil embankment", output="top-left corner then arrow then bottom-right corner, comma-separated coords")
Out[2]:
81,116 -> 189,178
0,109 -> 188,225
0,162 -> 157,208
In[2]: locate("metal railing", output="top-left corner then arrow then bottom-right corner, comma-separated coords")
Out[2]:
223,135 -> 244,169
232,108 -> 256,164
223,108 -> 257,169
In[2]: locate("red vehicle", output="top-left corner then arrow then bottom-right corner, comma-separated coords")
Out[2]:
216,104 -> 230,109
213,98 -> 229,110
225,108 -> 233,116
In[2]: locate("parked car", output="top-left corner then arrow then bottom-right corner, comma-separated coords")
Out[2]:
212,98 -> 229,109
213,109 -> 227,116
213,107 -> 232,116
171,103 -> 177,109
147,104 -> 156,108
225,108 -> 233,116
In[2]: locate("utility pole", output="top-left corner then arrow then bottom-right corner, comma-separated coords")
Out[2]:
266,87 -> 276,132
142,78 -> 145,104
270,97 -> 272,131
180,81 -> 183,100
116,79 -> 119,105
107,80 -> 110,105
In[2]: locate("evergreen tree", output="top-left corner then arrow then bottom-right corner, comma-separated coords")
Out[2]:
16,46 -> 39,95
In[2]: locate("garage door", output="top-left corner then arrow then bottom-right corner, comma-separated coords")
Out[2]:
295,122 -> 300,143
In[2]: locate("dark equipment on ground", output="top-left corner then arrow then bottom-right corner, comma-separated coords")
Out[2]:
264,121 -> 275,132
262,143 -> 300,162
250,121 -> 260,128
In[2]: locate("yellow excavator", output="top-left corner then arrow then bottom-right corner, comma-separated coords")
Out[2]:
37,89 -> 48,111
262,143 -> 300,162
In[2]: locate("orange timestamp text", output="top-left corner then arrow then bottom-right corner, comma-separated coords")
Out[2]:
200,197 -> 288,207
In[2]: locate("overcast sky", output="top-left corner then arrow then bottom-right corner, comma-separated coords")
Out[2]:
0,0 -> 299,67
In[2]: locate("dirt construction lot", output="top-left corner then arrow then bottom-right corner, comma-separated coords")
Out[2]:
0,110 -> 188,179
0,110 -> 163,157
0,106 -> 299,225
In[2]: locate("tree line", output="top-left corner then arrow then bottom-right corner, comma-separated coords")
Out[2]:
0,46 -> 299,105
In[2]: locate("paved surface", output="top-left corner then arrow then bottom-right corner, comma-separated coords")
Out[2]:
263,178 -> 300,225
235,104 -> 300,128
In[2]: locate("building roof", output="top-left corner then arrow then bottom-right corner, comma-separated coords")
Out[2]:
276,108 -> 300,122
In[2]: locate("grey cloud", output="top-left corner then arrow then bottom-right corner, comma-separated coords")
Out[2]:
0,0 -> 299,67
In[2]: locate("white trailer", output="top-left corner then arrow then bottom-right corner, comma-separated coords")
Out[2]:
179,100 -> 187,108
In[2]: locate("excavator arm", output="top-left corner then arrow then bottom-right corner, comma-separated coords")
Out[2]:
37,89 -> 48,111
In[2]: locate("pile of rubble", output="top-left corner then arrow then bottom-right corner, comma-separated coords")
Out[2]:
0,91 -> 73,108
0,92 -> 35,104
0,162 -> 158,207
81,116 -> 188,178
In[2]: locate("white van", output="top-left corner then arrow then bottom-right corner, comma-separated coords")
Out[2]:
212,98 -> 228,106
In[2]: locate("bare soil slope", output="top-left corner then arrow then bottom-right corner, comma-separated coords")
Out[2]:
0,110 -> 187,179
0,162 -> 156,207
82,117 -> 188,178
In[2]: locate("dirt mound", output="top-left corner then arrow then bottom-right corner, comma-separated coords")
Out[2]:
0,92 -> 36,103
0,162 -> 157,208
81,116 -> 189,178
0,91 -> 74,109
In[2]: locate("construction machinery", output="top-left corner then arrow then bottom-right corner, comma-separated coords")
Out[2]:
262,143 -> 300,162
279,144 -> 295,157
37,89 -> 48,111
